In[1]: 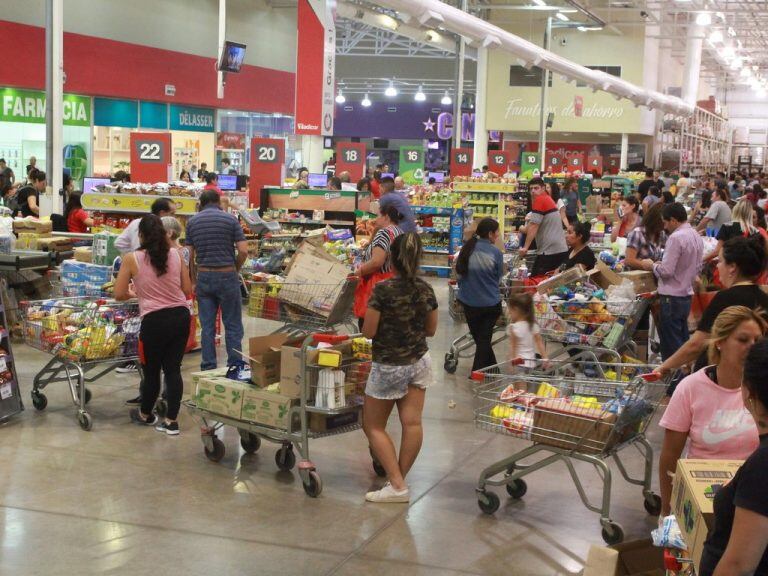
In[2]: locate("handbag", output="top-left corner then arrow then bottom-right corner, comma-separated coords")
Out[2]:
353,270 -> 393,318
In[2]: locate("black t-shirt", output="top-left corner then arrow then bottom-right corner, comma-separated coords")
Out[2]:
716,222 -> 744,242
699,435 -> 768,576
16,185 -> 38,217
564,246 -> 596,270
637,179 -> 654,200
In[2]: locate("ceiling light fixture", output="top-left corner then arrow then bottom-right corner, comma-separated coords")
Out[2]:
578,26 -> 603,31
720,46 -> 735,60
441,91 -> 452,105
361,93 -> 372,107
384,80 -> 398,97
709,30 -> 723,44
335,90 -> 346,104
555,12 -> 569,21
728,27 -> 736,37
730,57 -> 743,69
532,0 -> 547,5
696,12 -> 712,26
414,86 -> 426,102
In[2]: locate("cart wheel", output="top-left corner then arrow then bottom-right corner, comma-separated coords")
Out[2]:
77,411 -> 93,431
601,522 -> 625,545
155,399 -> 168,418
643,493 -> 662,517
77,387 -> 92,405
240,433 -> 261,454
204,437 -> 226,462
275,446 -> 296,471
444,353 -> 458,374
31,390 -> 47,411
303,470 -> 323,497
477,491 -> 501,515
505,479 -> 527,500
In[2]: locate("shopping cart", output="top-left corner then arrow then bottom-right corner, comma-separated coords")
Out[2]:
472,354 -> 668,544
19,296 -> 143,430
185,333 -> 374,497
246,277 -> 358,336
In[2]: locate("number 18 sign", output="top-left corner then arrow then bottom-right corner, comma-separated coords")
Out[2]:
336,142 -> 367,181
130,132 -> 171,183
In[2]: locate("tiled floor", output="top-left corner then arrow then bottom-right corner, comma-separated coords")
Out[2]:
0,280 -> 664,575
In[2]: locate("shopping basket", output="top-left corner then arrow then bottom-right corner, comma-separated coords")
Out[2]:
19,296 -> 142,430
472,353 -> 668,544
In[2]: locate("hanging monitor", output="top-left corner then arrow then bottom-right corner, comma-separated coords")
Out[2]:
218,41 -> 247,73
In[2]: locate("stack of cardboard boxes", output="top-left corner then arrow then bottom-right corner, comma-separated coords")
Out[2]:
13,219 -> 72,252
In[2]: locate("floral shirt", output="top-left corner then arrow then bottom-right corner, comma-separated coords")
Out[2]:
626,225 -> 666,265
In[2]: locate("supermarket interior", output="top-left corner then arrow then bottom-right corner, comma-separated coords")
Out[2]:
3,1 -> 768,575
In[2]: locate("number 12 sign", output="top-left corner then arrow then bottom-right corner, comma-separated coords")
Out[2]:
130,132 -> 171,183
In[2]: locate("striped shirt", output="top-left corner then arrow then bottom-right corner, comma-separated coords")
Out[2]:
185,205 -> 245,267
528,194 -> 567,255
364,225 -> 402,273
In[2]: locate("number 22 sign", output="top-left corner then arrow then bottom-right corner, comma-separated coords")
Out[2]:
130,132 -> 171,183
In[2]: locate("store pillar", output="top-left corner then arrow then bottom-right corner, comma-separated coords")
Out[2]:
472,46 -> 489,170
43,0 -> 64,217
300,135 -> 325,174
682,23 -> 704,108
620,133 -> 629,171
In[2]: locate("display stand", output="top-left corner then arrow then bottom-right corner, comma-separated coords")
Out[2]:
660,107 -> 730,176
258,188 -> 371,231
412,205 -> 465,278
0,278 -> 23,423
454,181 -> 529,235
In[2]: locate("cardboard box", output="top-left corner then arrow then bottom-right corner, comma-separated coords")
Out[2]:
73,246 -> 92,263
531,398 -> 618,455
36,236 -> 73,252
241,387 -> 295,430
535,266 -> 587,294
187,368 -> 229,401
15,232 -> 39,250
588,260 -> 624,290
280,337 -> 308,398
279,242 -> 351,317
13,219 -> 52,236
248,333 -> 293,387
583,539 -> 665,576
194,377 -> 248,419
671,459 -> 743,573
619,271 -> 656,294
309,408 -> 361,433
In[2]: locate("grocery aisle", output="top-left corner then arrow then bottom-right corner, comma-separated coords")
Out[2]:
0,279 -> 664,576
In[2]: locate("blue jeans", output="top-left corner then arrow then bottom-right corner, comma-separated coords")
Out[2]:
196,271 -> 244,370
658,295 -> 691,361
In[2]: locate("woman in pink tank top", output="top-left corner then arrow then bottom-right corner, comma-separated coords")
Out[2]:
115,215 -> 192,435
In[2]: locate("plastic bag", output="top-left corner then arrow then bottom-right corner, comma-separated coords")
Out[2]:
651,515 -> 687,550
605,282 -> 636,315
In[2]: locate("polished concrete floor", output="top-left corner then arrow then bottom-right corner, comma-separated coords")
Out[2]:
0,280 -> 665,575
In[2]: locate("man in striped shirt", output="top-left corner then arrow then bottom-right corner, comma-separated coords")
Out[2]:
519,177 -> 569,276
186,190 -> 248,371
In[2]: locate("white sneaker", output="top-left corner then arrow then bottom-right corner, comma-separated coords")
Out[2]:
365,482 -> 410,503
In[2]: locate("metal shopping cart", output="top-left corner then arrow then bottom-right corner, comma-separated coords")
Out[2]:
472,354 -> 668,544
19,296 -> 143,430
185,333 -> 372,497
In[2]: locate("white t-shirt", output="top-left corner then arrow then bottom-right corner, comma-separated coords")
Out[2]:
507,320 -> 540,367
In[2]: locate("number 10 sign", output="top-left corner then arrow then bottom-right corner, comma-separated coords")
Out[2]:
130,132 -> 171,183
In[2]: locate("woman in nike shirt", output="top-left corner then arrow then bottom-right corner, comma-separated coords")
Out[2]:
657,306 -> 766,516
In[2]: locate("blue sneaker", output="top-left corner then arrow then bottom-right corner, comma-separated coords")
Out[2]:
226,362 -> 251,382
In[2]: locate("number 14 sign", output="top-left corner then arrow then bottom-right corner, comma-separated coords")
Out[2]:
130,132 -> 171,183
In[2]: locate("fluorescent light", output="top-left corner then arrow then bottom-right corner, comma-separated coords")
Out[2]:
532,0 -> 547,5
414,86 -> 426,102
720,46 -> 735,59
709,30 -> 723,44
361,94 -> 372,107
578,26 -> 603,31
696,12 -> 712,26
441,91 -> 452,105
730,57 -> 743,70
379,15 -> 399,31
384,80 -> 398,97
740,67 -> 752,78
335,90 -> 346,104
555,12 -> 569,21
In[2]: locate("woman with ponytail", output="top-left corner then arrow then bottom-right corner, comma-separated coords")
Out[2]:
115,215 -> 192,434
456,218 -> 504,371
362,233 -> 438,503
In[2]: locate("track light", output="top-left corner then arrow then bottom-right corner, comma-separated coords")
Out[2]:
335,90 -> 346,104
361,94 -> 372,107
441,91 -> 452,105
414,86 -> 426,102
709,30 -> 723,44
384,80 -> 398,97
696,12 -> 712,26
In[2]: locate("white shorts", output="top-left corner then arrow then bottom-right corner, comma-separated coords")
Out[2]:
365,353 -> 433,400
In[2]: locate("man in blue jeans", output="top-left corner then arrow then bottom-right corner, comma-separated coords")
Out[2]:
186,190 -> 248,372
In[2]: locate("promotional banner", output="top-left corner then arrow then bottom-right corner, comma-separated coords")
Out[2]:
399,145 -> 425,185
488,150 -> 509,175
130,132 -> 172,183
335,142 -> 366,181
295,0 -> 336,136
217,132 -> 246,150
249,138 -> 286,208
450,148 -> 474,178
520,152 -> 540,180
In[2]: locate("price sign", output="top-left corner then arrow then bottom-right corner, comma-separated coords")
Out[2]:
130,132 -> 171,183
450,147 -> 474,177
587,155 -> 603,175
399,146 -> 425,185
488,150 -> 509,175
336,142 -> 367,181
250,138 -> 286,208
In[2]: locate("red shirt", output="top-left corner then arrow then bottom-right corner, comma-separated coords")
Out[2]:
204,183 -> 223,197
370,179 -> 381,200
67,208 -> 90,233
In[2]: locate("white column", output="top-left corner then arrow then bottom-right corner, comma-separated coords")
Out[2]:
538,17 -> 552,173
682,23 -> 704,108
620,133 -> 629,171
472,46 -> 489,169
217,0 -> 226,99
300,135 -> 325,174
43,0 -> 63,217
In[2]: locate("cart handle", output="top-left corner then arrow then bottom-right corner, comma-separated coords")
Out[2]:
637,292 -> 656,299
312,334 -> 350,345
640,372 -> 661,382
470,371 -> 485,381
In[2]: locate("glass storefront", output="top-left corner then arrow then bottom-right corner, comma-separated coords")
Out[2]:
217,111 -> 298,173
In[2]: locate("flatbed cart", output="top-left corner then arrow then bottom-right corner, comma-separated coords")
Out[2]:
472,354 -> 669,544
185,332 -> 372,497
19,296 -> 144,431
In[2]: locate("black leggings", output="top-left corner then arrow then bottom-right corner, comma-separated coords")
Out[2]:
139,306 -> 191,420
462,302 -> 502,372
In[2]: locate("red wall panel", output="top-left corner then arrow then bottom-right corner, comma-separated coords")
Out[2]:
0,20 -> 295,115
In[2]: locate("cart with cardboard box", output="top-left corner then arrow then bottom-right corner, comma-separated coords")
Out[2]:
185,332 -> 372,497
472,354 -> 669,544
18,296 -> 143,430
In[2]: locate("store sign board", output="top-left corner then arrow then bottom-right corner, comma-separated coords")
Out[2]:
249,137 -> 286,207
568,152 -> 585,173
335,142 -> 366,181
169,105 -> 215,132
588,154 -> 603,174
450,148 -> 474,178
520,152 -> 540,179
217,132 -> 246,150
295,0 -> 336,136
139,101 -> 168,129
130,132 -> 172,183
0,88 -> 91,126
488,150 -> 509,174
94,97 -> 138,128
399,145 -> 425,185
545,151 -> 563,172
82,192 -> 198,216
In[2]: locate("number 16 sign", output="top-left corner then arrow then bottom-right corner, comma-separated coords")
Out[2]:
130,132 -> 171,183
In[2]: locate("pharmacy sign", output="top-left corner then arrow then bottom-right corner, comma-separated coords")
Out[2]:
0,88 -> 91,127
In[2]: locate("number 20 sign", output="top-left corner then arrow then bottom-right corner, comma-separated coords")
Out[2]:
130,132 -> 171,183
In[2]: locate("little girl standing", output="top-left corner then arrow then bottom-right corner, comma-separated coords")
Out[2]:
507,293 -> 547,368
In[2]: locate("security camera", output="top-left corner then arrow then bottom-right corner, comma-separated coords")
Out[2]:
640,10 -> 649,19
559,37 -> 567,46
